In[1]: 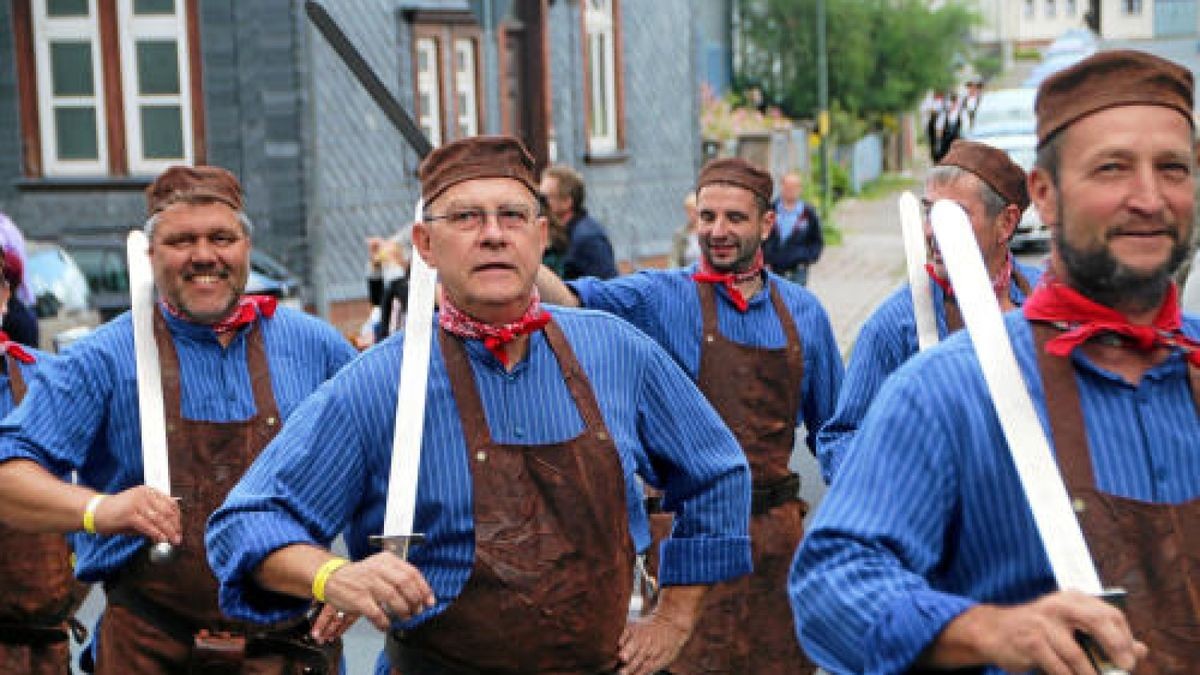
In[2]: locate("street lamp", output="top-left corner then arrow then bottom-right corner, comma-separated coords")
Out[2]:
816,0 -> 830,220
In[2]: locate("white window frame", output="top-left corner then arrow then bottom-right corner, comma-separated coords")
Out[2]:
584,0 -> 618,154
415,36 -> 443,148
118,0 -> 194,175
1066,0 -> 1077,16
32,0 -> 109,176
453,37 -> 479,138
1124,0 -> 1143,14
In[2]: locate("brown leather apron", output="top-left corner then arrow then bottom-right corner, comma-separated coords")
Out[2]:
98,312 -> 339,674
0,356 -> 88,675
943,267 -> 1032,334
1034,323 -> 1200,674
390,320 -> 634,674
664,282 -> 812,674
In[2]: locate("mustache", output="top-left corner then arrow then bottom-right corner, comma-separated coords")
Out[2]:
182,267 -> 232,280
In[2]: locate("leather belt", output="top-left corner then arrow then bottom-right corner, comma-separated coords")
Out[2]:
386,631 -> 620,675
750,473 -> 801,515
105,583 -> 331,668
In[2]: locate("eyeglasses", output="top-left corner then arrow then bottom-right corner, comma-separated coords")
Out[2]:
423,205 -> 538,232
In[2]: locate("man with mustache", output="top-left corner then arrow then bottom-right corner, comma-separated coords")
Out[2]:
818,140 -> 1042,480
205,136 -> 753,675
535,157 -> 843,673
791,50 -> 1199,673
0,166 -> 357,673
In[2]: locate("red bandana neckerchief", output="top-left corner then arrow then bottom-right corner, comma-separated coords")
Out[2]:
0,330 -> 34,364
925,253 -> 1014,301
438,291 -> 551,367
692,250 -> 765,312
160,295 -> 278,334
1023,277 -> 1200,366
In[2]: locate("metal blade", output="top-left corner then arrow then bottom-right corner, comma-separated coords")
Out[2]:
382,200 -> 436,548
899,191 -> 938,351
127,230 -> 171,497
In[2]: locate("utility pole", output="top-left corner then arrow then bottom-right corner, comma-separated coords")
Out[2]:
816,0 -> 830,220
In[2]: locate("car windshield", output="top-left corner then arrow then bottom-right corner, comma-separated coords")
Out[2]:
26,246 -> 92,313
969,89 -> 1036,137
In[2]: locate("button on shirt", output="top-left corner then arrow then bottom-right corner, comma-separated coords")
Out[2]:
0,307 -> 356,582
790,312 -> 1200,674
817,262 -> 1042,481
206,307 -> 753,627
570,268 -> 843,454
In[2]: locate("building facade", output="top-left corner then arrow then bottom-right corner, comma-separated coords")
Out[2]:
0,0 -> 704,327
972,0 -> 1198,45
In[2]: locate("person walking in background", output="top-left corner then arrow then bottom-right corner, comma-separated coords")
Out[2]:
764,172 -> 823,286
1,249 -> 38,348
363,226 -> 412,346
539,165 -> 619,279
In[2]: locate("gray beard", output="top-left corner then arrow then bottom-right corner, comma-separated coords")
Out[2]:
1055,215 -> 1188,314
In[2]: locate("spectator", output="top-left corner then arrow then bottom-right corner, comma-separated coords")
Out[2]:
539,165 -> 619,279
363,226 -> 412,346
1,249 -> 37,348
0,214 -> 34,308
764,172 -> 823,286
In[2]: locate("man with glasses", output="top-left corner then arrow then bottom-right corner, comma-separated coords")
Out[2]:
817,140 -> 1041,479
0,166 -> 357,674
535,157 -> 843,674
206,136 -> 753,674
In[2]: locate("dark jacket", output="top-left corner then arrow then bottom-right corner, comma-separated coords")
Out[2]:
562,210 -> 618,280
763,199 -> 823,272
3,296 -> 38,348
368,274 -> 408,342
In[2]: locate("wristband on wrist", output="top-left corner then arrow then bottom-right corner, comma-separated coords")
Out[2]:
312,557 -> 350,602
82,494 -> 106,534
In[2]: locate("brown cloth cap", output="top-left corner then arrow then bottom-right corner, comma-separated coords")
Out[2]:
419,135 -> 538,205
146,165 -> 243,216
939,140 -> 1030,212
1036,49 -> 1194,147
696,158 -> 774,205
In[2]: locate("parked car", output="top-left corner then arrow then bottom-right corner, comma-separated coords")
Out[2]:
25,241 -> 101,352
966,87 -> 1049,251
57,232 -> 306,322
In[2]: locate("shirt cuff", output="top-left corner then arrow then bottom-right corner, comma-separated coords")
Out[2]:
864,589 -> 976,673
210,514 -> 321,625
657,535 -> 752,586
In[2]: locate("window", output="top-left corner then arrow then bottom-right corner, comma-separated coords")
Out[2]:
1046,0 -> 1056,17
1066,0 -> 1077,15
1024,0 -> 1034,19
1123,0 -> 1143,13
411,19 -> 481,145
17,0 -> 202,178
582,0 -> 624,155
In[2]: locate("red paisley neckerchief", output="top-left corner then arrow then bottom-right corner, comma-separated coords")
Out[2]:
692,250 -> 766,312
925,253 -> 1014,300
0,330 -> 34,364
161,295 -> 278,334
438,291 -> 550,367
1023,277 -> 1200,366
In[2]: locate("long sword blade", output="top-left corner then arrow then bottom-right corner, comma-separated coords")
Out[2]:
127,230 -> 171,497
899,191 -> 938,351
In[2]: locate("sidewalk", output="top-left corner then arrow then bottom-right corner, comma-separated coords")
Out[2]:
807,182 -> 917,355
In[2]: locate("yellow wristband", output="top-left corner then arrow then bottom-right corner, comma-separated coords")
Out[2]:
82,494 -> 106,534
312,557 -> 349,602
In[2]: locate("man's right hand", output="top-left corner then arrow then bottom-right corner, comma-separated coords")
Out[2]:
321,552 -> 436,631
925,590 -> 1147,674
94,486 -> 182,545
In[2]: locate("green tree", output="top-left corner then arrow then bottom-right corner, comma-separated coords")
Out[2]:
735,0 -> 978,125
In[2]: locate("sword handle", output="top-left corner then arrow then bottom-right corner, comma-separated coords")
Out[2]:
1077,588 -> 1130,675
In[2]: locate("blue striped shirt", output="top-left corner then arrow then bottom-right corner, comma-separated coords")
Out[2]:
207,306 -> 753,627
570,267 -> 844,454
817,262 -> 1042,481
790,311 -> 1200,674
0,307 -> 356,582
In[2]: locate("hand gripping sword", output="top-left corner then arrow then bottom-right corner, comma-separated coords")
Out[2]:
929,200 -> 1127,675
127,230 -> 177,564
304,1 -> 436,560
